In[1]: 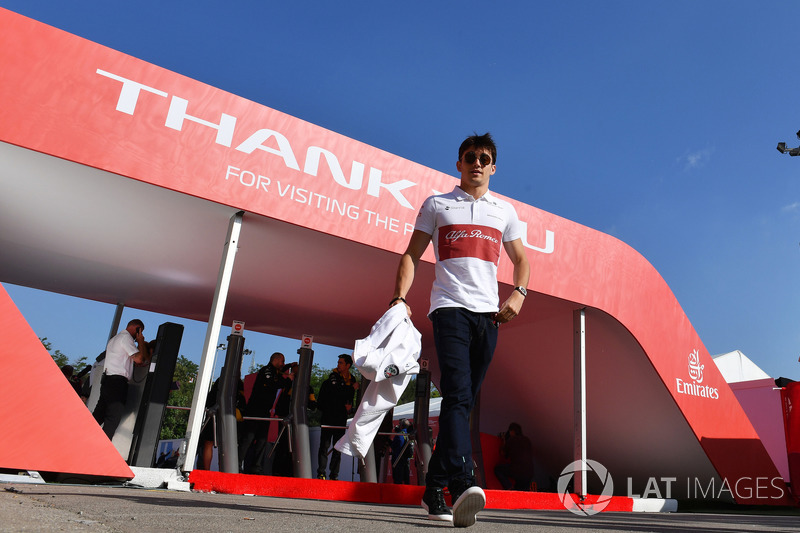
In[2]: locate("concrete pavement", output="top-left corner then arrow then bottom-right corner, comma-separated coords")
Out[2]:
1,482 -> 799,533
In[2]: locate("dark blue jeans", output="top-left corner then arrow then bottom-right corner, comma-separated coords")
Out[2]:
426,307 -> 498,490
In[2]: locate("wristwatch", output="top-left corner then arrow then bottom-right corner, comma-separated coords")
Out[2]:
514,286 -> 528,297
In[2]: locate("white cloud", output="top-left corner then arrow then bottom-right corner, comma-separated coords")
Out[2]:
678,147 -> 714,170
781,201 -> 800,213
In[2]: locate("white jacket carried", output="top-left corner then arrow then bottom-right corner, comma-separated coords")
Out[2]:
335,304 -> 421,458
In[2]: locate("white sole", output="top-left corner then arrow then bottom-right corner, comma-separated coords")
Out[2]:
452,486 -> 486,528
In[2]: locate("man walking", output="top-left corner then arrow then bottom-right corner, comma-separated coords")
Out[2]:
391,132 -> 530,527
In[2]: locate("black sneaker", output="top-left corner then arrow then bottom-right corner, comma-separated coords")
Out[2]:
451,486 -> 486,528
421,487 -> 453,522
448,478 -> 470,504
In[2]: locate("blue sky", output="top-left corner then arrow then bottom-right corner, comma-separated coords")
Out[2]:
2,1 -> 799,380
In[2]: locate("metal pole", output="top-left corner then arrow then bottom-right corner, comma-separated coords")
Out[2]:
108,302 -> 124,343
413,367 -> 432,485
573,308 -> 587,498
377,408 -> 393,483
359,444 -> 377,483
290,344 -> 314,478
356,375 -> 377,483
470,391 -> 485,488
180,210 -> 244,472
218,334 -> 244,473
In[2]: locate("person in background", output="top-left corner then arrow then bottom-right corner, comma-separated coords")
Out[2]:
238,352 -> 292,474
197,374 -> 246,471
92,319 -> 151,440
270,359 -> 304,477
61,364 -> 92,404
391,418 -> 414,485
316,354 -> 358,480
494,422 -> 535,491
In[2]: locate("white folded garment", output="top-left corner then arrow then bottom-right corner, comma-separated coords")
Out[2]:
335,304 -> 421,458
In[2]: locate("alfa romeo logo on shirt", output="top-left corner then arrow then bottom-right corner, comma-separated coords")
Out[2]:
383,364 -> 399,379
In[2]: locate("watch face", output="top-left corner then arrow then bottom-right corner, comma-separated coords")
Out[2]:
517,286 -> 527,296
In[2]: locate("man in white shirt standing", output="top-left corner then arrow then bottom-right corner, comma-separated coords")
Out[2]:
391,133 -> 530,527
92,319 -> 151,440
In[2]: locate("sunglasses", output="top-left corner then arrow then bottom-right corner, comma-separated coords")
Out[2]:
462,151 -> 493,166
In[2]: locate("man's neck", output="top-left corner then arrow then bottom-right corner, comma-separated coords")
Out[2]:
458,183 -> 489,200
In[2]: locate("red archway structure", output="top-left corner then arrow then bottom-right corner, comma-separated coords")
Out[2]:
0,8 -> 792,505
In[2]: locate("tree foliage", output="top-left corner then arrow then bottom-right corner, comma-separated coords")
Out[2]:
306,362 -> 328,427
41,337 -> 88,372
159,355 -> 198,440
396,376 -> 442,408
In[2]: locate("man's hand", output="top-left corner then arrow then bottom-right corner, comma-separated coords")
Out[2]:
132,336 -> 152,366
494,290 -> 525,324
495,238 -> 530,324
390,297 -> 412,318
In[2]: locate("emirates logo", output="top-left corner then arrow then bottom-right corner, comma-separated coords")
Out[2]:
676,348 -> 718,400
687,349 -> 704,383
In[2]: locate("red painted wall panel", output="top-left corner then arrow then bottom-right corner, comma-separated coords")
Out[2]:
0,285 -> 133,478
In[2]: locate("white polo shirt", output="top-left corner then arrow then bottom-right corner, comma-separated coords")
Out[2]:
415,186 -> 522,315
104,329 -> 138,380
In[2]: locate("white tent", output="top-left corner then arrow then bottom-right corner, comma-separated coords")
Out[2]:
713,350 -> 772,384
392,397 -> 442,420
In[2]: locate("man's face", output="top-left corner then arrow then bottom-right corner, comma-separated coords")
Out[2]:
273,354 -> 285,368
337,358 -> 350,373
456,146 -> 496,190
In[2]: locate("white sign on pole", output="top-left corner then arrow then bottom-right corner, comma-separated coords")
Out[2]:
301,334 -> 313,349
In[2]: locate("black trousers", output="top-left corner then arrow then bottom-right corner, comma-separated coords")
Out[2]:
427,308 -> 497,489
317,426 -> 345,479
238,419 -> 271,474
92,374 -> 128,440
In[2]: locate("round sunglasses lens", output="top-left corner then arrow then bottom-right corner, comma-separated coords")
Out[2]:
463,151 -> 491,165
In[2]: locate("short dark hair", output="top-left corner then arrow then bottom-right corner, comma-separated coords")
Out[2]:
269,352 -> 285,365
127,319 -> 144,330
458,132 -> 497,165
508,422 -> 523,435
338,353 -> 353,366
